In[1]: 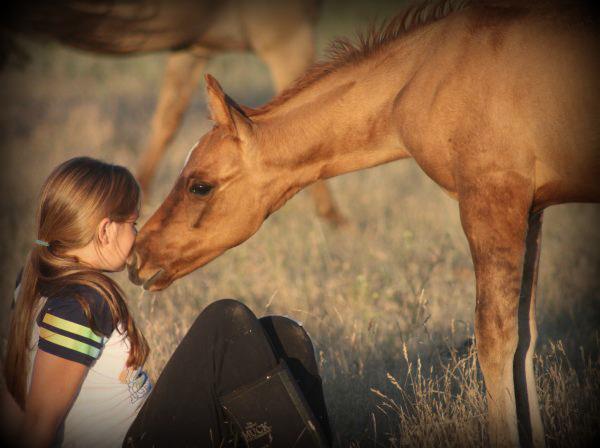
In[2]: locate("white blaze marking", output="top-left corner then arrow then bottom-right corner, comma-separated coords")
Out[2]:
181,141 -> 198,174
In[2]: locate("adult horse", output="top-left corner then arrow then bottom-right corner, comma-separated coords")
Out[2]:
129,0 -> 599,446
1,0 -> 346,225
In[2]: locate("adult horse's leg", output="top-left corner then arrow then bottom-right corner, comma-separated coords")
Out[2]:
309,181 -> 348,227
245,6 -> 347,227
458,171 -> 534,447
136,50 -> 207,196
514,211 -> 545,448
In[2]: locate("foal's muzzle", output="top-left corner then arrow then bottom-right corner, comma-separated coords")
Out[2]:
127,251 -> 165,290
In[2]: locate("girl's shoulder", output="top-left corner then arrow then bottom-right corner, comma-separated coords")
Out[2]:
42,284 -> 115,338
36,284 -> 116,367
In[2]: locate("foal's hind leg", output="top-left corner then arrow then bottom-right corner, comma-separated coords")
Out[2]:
458,172 -> 534,447
514,211 -> 545,448
136,50 -> 207,196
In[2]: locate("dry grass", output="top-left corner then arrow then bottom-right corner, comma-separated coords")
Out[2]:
1,1 -> 599,446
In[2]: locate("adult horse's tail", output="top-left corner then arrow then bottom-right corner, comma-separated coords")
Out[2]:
1,0 -> 218,65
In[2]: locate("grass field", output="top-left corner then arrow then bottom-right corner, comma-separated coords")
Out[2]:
1,1 -> 599,446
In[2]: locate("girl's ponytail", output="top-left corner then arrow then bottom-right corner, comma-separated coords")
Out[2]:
4,248 -> 42,408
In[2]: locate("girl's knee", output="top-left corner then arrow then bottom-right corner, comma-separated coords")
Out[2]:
196,298 -> 257,328
204,298 -> 249,316
260,315 -> 315,360
261,315 -> 310,343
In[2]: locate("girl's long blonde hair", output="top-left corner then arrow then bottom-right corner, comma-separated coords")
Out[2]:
4,157 -> 149,408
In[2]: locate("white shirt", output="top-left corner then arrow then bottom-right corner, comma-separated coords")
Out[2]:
23,286 -> 151,447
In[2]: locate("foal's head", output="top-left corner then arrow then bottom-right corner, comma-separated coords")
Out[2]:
128,75 -> 279,290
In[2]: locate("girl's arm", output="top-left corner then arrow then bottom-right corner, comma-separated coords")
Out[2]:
1,360 -> 24,444
23,350 -> 88,448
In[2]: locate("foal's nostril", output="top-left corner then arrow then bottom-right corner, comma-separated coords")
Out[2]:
126,250 -> 137,268
127,252 -> 142,285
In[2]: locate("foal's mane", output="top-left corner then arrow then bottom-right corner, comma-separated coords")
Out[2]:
245,0 -> 473,117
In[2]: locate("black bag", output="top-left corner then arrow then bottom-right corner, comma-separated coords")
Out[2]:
219,360 -> 330,448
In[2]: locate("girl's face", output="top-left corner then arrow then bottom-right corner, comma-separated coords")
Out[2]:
100,213 -> 139,272
64,212 -> 139,272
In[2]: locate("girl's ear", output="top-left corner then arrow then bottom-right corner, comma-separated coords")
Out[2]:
97,218 -> 112,246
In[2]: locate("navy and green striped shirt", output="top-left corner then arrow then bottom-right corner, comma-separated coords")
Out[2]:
36,285 -> 114,366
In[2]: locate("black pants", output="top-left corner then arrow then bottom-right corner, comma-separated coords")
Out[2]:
124,299 -> 331,447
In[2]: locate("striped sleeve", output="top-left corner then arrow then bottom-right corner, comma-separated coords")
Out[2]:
37,286 -> 114,366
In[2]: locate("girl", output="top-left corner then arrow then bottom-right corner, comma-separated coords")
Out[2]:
2,157 -> 331,447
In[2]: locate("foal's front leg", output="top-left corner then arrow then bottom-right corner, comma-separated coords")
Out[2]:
514,211 -> 545,448
458,172 -> 534,447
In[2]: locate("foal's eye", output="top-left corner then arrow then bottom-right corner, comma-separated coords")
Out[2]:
189,183 -> 213,196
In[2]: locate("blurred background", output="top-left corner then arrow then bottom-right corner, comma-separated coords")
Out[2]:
1,1 -> 598,446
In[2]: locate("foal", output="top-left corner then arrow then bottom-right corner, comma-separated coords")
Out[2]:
130,1 -> 600,446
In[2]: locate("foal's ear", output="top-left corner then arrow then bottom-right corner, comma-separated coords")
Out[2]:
205,74 -> 253,140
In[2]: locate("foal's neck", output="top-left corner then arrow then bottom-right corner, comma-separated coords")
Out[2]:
252,49 -> 414,189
